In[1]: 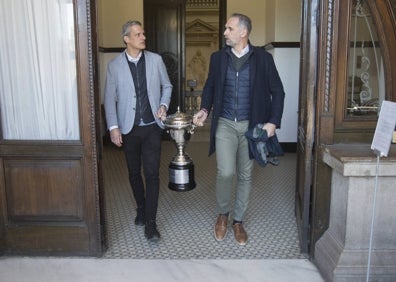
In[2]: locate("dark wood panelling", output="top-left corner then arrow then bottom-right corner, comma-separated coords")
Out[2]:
6,226 -> 89,255
295,0 -> 318,254
5,159 -> 83,222
98,47 -> 124,53
263,42 -> 301,50
0,143 -> 83,157
0,159 -> 5,254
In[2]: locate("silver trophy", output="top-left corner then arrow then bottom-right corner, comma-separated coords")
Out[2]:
163,108 -> 196,192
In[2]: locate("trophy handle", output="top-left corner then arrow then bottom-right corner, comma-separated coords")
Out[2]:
188,124 -> 196,135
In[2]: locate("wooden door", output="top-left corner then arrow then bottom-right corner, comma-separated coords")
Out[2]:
0,0 -> 103,256
312,0 -> 396,252
295,0 -> 319,254
144,0 -> 186,114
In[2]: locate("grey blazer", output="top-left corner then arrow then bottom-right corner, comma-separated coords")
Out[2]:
104,50 -> 173,134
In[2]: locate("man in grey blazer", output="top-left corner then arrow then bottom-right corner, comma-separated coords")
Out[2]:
104,20 -> 172,242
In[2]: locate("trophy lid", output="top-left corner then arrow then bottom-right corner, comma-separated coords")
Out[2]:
164,107 -> 193,129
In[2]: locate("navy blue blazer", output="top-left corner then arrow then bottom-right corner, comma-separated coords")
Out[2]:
200,44 -> 285,156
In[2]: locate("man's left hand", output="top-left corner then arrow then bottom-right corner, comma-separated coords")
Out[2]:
263,123 -> 276,137
156,105 -> 167,121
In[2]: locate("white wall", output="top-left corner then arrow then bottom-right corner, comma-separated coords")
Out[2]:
274,0 -> 301,41
97,0 -> 143,47
99,53 -> 118,103
266,0 -> 301,143
269,48 -> 300,143
227,0 -> 267,45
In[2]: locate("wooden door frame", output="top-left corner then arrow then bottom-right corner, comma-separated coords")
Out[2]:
310,0 -> 396,258
295,0 -> 319,254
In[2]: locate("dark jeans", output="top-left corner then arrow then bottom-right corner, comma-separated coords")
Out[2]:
122,123 -> 163,222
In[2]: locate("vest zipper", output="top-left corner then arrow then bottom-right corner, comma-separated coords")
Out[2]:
234,71 -> 239,122
134,62 -> 143,124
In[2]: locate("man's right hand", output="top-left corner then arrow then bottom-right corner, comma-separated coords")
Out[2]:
193,109 -> 208,127
110,128 -> 123,147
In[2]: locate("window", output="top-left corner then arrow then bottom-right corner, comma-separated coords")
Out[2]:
345,0 -> 385,119
0,0 -> 79,140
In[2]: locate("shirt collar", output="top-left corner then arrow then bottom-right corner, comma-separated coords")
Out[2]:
126,51 -> 142,63
231,45 -> 249,58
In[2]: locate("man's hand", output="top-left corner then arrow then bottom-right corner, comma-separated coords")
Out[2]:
110,128 -> 123,147
263,123 -> 276,137
156,105 -> 167,121
193,109 -> 208,126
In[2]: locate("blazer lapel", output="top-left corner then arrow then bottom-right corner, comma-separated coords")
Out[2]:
250,50 -> 256,94
120,51 -> 135,89
144,51 -> 152,93
219,51 -> 228,94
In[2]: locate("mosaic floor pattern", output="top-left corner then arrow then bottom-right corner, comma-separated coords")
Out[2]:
102,140 -> 306,259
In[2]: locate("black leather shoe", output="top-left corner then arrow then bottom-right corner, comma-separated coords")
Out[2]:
134,208 -> 145,226
145,221 -> 160,242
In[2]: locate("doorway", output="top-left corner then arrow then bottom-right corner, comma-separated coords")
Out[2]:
143,0 -> 226,114
100,0 -> 305,259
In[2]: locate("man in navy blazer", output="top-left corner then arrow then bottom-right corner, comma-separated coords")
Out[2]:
193,13 -> 285,246
104,20 -> 172,242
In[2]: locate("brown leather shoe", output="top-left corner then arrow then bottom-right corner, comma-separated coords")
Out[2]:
214,214 -> 228,241
232,223 -> 248,246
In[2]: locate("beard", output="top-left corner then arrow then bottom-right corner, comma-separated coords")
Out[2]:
225,38 -> 235,47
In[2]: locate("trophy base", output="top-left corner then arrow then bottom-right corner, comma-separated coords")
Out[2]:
168,162 -> 196,192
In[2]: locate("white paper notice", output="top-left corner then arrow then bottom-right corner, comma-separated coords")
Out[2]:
371,100 -> 396,157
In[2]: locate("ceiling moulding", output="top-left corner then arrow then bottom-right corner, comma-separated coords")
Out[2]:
186,0 -> 219,9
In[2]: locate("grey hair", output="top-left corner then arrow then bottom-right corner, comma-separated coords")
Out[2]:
121,20 -> 142,37
230,13 -> 252,35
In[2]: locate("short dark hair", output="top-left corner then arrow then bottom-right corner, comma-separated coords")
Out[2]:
230,13 -> 252,35
121,20 -> 142,37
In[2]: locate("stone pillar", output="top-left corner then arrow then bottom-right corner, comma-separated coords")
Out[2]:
314,144 -> 396,282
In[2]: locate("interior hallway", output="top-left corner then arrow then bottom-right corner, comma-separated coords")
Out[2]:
0,131 -> 324,281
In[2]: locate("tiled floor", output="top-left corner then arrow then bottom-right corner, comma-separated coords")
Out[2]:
103,141 -> 305,259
